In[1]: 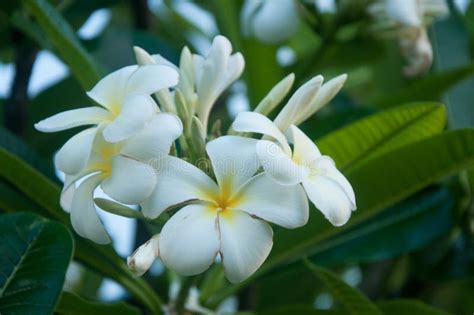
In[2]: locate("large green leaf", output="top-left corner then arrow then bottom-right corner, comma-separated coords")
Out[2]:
316,102 -> 447,170
207,129 -> 474,306
0,212 -> 73,315
0,147 -> 163,314
377,299 -> 451,315
304,262 -> 381,315
373,64 -> 474,108
311,187 -> 454,265
55,291 -> 140,315
249,187 -> 453,310
22,0 -> 101,90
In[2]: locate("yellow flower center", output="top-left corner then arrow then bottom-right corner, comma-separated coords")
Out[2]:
203,177 -> 245,219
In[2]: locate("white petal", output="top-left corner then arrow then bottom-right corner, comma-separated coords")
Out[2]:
219,210 -> 273,283
34,107 -> 111,132
103,94 -> 157,142
127,234 -> 160,276
288,125 -> 321,167
159,204 -> 219,276
317,156 -> 355,206
256,140 -> 308,185
87,66 -> 138,109
303,157 -> 356,226
120,113 -> 183,162
125,64 -> 179,96
55,128 -> 97,175
236,173 -> 308,228
70,173 -> 110,244
141,156 -> 218,218
232,111 -> 291,154
273,75 -> 323,132
294,74 -> 347,125
206,136 -> 259,191
219,53 -> 245,96
252,0 -> 300,44
60,181 -> 75,212
101,155 -> 157,205
152,54 -> 179,70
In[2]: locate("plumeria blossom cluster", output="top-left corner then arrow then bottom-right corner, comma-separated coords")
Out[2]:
369,0 -> 449,76
36,35 -> 355,283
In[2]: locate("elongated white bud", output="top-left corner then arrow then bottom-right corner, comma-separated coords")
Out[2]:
254,73 -> 295,116
127,234 -> 160,276
274,75 -> 323,132
133,46 -> 177,113
134,46 -> 155,66
294,74 -> 347,126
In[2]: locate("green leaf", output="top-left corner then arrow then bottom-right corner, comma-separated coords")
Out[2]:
316,102 -> 447,170
304,262 -> 382,315
0,212 -> 73,315
250,187 -> 453,310
0,126 -> 57,181
377,299 -> 451,315
0,147 -> 163,314
55,291 -> 141,315
373,64 -> 474,108
22,0 -> 101,90
311,187 -> 454,265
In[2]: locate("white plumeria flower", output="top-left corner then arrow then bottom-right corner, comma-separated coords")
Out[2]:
61,113 -> 183,244
241,0 -> 300,44
193,36 -> 244,133
140,135 -> 308,283
233,112 -> 356,226
35,65 -> 179,175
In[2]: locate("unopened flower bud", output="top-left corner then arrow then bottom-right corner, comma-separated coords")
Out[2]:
274,75 -> 323,132
254,73 -> 295,116
294,74 -> 347,126
127,234 -> 160,276
133,46 -> 156,66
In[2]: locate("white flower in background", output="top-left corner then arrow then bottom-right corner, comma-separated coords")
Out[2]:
233,112 -> 356,226
60,113 -> 183,244
134,36 -> 244,135
139,136 -> 308,282
369,0 -> 449,76
35,65 -> 179,174
241,0 -> 300,44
